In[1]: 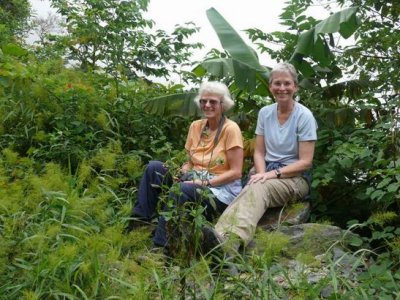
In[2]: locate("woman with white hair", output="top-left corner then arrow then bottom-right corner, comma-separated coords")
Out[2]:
127,81 -> 244,252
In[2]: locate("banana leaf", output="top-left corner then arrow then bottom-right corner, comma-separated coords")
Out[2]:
142,92 -> 201,117
290,7 -> 360,74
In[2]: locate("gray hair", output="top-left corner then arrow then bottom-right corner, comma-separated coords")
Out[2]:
269,62 -> 298,85
193,81 -> 235,112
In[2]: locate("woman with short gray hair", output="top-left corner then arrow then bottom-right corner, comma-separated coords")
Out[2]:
202,63 -> 318,266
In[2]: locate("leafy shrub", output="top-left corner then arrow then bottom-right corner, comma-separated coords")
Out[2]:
0,49 -> 191,172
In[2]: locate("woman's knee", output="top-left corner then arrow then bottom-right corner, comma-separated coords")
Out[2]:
146,160 -> 165,173
169,182 -> 199,205
294,177 -> 309,199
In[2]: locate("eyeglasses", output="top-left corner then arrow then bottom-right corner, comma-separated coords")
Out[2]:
199,98 -> 221,106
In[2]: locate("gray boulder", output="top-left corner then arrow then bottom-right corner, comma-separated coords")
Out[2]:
257,201 -> 311,230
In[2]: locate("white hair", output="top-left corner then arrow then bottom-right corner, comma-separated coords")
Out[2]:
269,62 -> 298,85
193,81 -> 235,112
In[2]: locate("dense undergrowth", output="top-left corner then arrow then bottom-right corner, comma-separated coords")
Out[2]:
1,147 -> 399,299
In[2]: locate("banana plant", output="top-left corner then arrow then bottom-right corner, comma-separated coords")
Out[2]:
290,6 -> 360,77
144,6 -> 360,117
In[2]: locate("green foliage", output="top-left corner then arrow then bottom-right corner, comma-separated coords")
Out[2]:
48,0 -> 202,80
0,0 -> 31,44
143,91 -> 201,117
290,7 -> 360,76
253,230 -> 290,265
348,211 -> 400,251
0,147 -> 148,298
0,49 -> 191,170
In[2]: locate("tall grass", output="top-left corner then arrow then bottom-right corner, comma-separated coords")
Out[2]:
1,148 -> 400,299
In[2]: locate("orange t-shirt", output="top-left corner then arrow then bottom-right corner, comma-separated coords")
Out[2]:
185,118 -> 243,175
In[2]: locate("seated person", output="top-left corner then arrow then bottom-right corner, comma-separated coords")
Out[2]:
127,81 -> 244,252
202,62 -> 318,254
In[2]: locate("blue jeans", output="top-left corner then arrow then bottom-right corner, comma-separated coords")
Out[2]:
132,160 -> 227,247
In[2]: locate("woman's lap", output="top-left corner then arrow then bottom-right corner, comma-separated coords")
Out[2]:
215,176 -> 308,244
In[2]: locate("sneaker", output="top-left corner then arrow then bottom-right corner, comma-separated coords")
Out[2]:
201,225 -> 225,254
201,226 -> 243,276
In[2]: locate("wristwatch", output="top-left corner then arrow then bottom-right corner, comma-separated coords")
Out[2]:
275,168 -> 281,179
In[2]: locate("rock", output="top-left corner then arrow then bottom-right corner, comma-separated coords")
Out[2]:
277,223 -> 348,257
267,243 -> 366,298
253,223 -> 360,258
246,196 -> 367,296
257,201 -> 311,230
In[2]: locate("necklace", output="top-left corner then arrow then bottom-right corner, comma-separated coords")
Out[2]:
189,116 -> 225,172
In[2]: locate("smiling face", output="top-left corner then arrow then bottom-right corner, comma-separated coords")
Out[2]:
269,71 -> 298,104
199,92 -> 223,120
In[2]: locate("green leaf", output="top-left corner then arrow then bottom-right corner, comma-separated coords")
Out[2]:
387,183 -> 399,193
350,236 -> 363,247
142,92 -> 201,117
194,58 -> 235,78
290,7 -> 360,75
232,60 -> 256,91
370,189 -> 384,200
366,187 -> 375,196
347,219 -> 359,226
206,8 -> 265,72
338,157 -> 352,168
197,8 -> 272,92
2,43 -> 28,57
377,177 -> 392,189
314,7 -> 360,39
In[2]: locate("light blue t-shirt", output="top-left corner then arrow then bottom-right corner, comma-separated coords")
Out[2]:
255,102 -> 317,165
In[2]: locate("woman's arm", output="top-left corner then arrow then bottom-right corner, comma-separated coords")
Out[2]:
253,135 -> 266,173
278,140 -> 315,178
247,135 -> 269,184
207,146 -> 243,187
180,153 -> 193,174
248,140 -> 315,184
186,146 -> 243,187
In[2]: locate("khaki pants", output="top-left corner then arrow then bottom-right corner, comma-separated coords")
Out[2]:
215,176 -> 309,245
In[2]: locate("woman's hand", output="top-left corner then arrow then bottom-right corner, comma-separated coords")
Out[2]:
183,179 -> 207,186
247,171 -> 275,185
175,162 -> 192,181
181,162 -> 191,173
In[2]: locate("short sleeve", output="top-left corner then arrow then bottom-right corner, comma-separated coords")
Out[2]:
298,111 -> 318,141
255,108 -> 265,136
224,122 -> 243,150
185,122 -> 195,151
